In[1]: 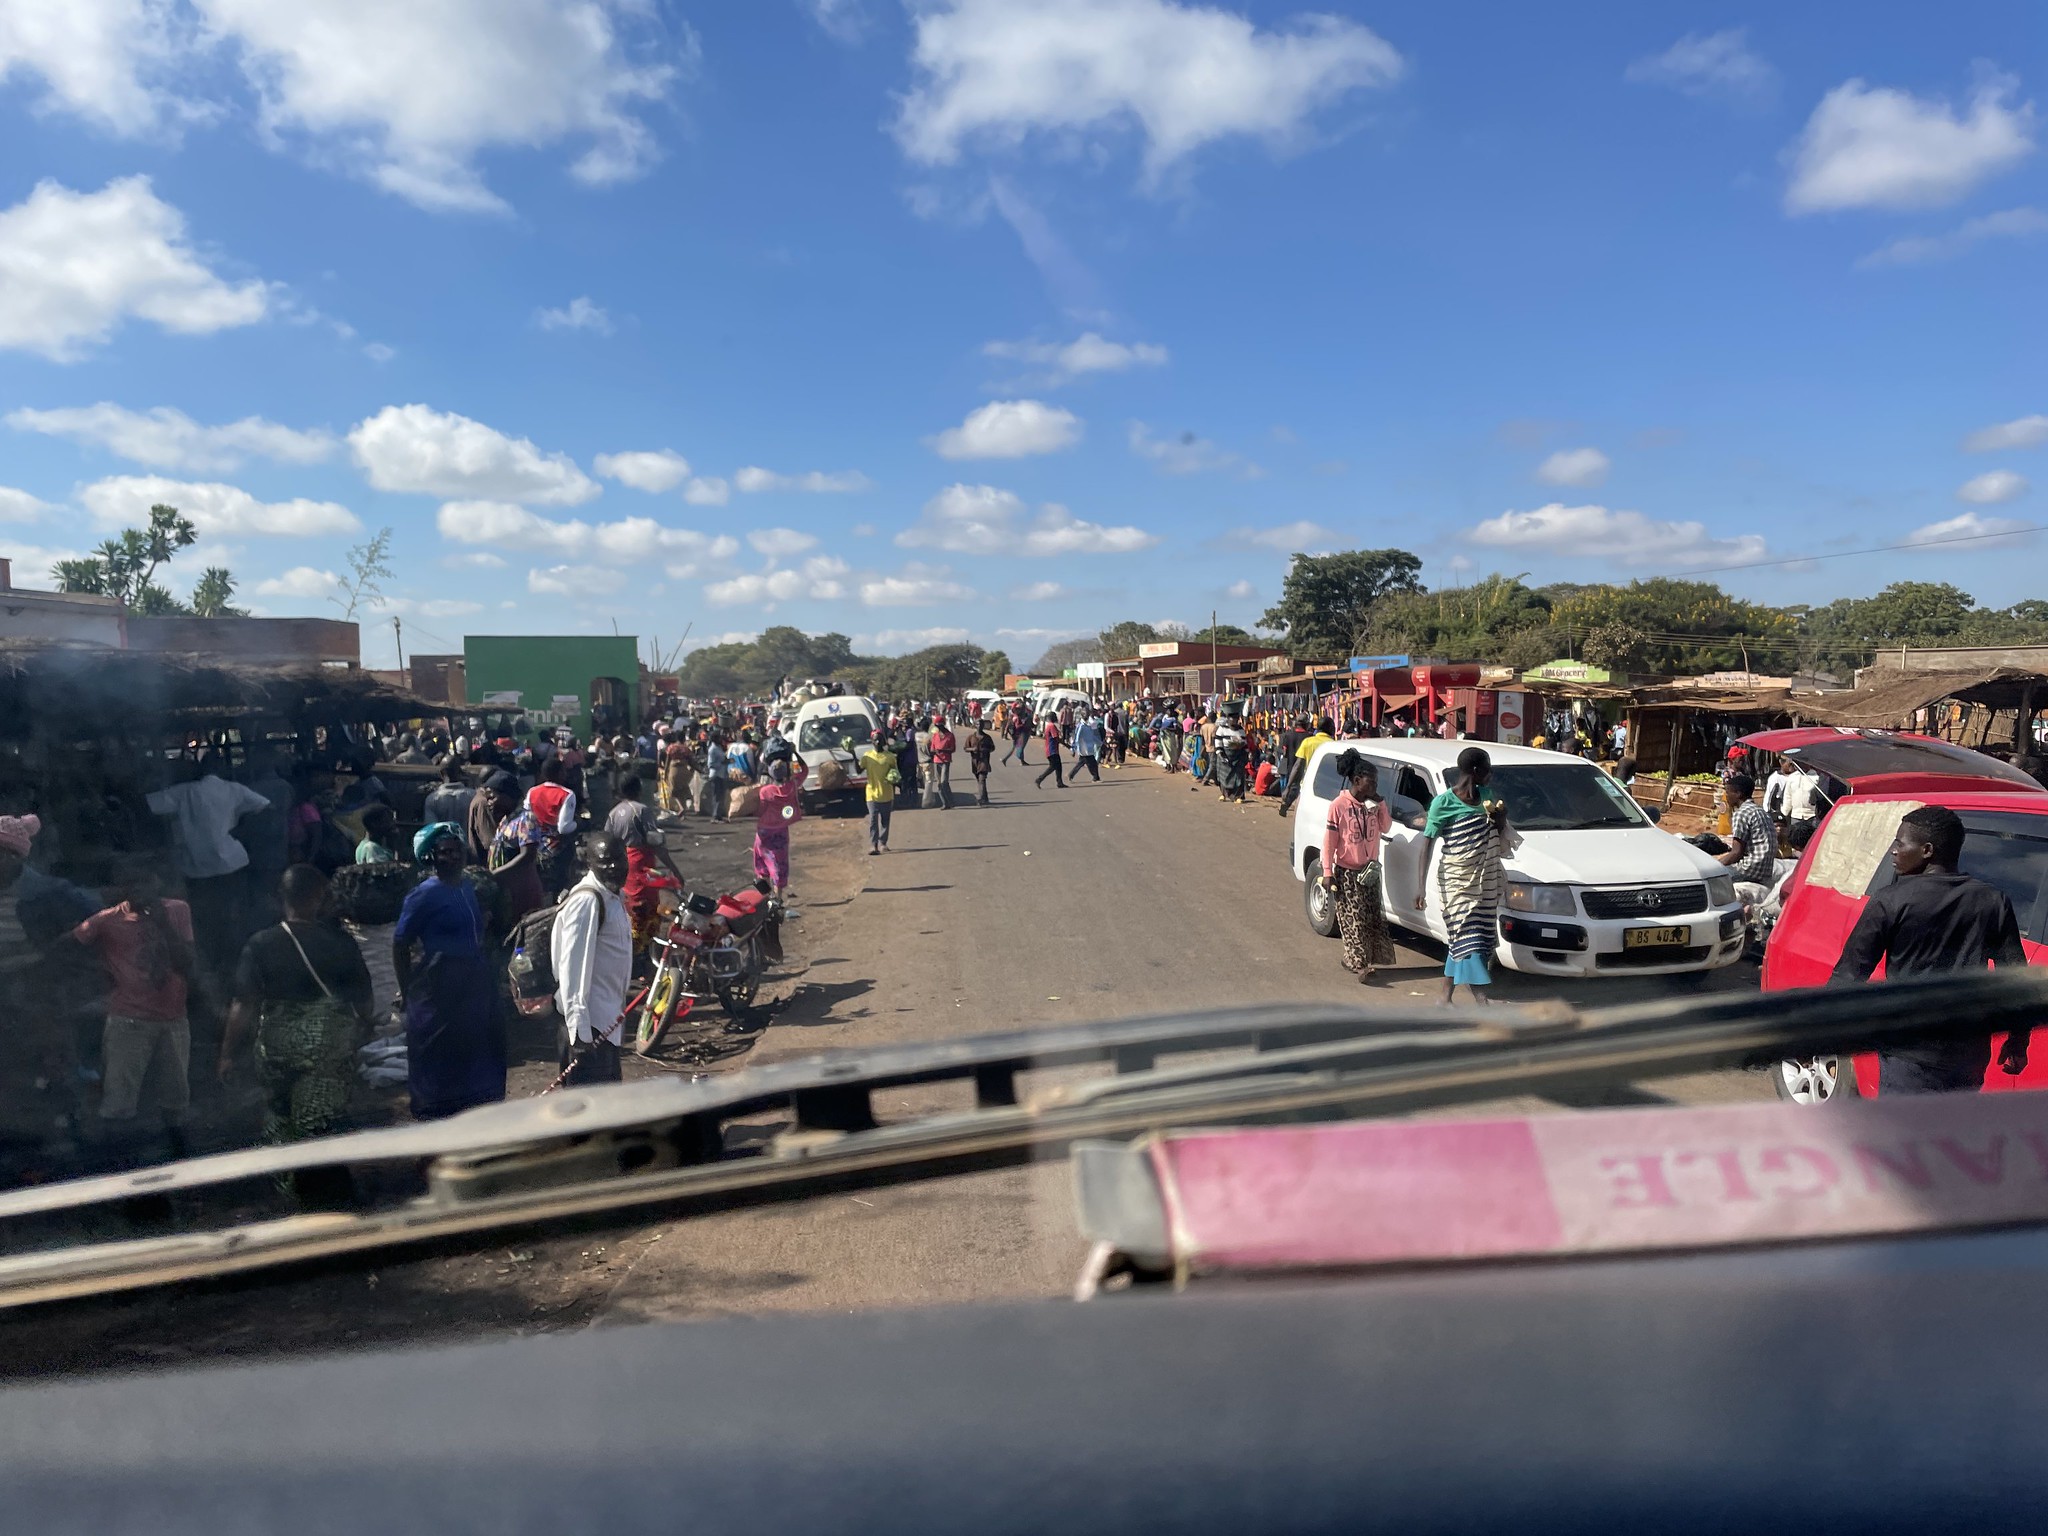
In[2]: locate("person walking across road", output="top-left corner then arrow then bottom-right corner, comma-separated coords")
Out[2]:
1035,716 -> 1067,790
966,719 -> 996,805
859,735 -> 901,854
1832,804 -> 2031,1094
1278,716 -> 1334,819
1070,710 -> 1104,783
1414,746 -> 1512,1006
553,832 -> 633,1087
754,759 -> 805,895
929,717 -> 958,808
1003,704 -> 1033,767
393,825 -> 504,1121
701,734 -> 731,822
76,862 -> 196,1154
1321,751 -> 1396,983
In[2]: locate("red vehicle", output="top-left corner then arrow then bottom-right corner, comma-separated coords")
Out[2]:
1749,727 -> 2048,1101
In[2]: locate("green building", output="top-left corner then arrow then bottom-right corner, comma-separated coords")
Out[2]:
463,635 -> 640,741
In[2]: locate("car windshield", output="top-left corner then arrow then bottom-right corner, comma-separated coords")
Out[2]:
1486,764 -> 1648,831
798,717 -> 873,752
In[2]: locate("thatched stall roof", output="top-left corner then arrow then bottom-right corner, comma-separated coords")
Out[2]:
1792,667 -> 2047,730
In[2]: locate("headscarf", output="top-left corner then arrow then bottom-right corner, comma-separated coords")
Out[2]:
413,821 -> 464,864
0,814 -> 39,858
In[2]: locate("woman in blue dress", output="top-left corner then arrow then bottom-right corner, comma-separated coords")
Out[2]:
393,823 -> 505,1120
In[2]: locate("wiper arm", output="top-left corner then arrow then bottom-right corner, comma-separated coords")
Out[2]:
0,971 -> 2039,1309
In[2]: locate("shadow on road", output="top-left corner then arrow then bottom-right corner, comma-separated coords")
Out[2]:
864,884 -> 953,894
778,977 -> 876,1024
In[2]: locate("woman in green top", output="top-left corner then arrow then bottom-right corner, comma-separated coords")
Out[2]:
1413,746 -> 1512,1005
354,804 -> 401,865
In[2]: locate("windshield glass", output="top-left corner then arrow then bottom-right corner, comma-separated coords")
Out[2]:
1487,765 -> 1648,831
799,717 -> 873,752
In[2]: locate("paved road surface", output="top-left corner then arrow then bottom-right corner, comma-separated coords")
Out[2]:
589,752 -> 1769,1327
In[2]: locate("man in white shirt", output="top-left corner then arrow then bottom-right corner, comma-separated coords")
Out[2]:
551,832 -> 633,1086
1765,755 -> 1825,843
146,754 -> 272,976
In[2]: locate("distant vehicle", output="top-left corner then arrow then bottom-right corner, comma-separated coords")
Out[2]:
1752,727 -> 2048,1102
1290,738 -> 1744,977
790,694 -> 883,811
1027,687 -> 1093,721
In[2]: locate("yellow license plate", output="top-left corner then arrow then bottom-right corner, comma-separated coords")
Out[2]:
1624,926 -> 1691,949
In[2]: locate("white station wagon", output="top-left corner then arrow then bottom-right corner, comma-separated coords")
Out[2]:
1290,739 -> 1746,977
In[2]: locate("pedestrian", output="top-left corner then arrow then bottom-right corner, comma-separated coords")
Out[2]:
1278,716 -> 1334,819
354,804 -> 402,864
1004,705 -> 1033,766
929,717 -> 957,808
218,864 -> 377,1151
1215,714 -> 1249,802
860,734 -> 901,853
145,751 -> 271,979
467,768 -> 516,866
1765,754 -> 1825,850
1833,805 -> 2031,1094
1712,772 -> 1778,907
966,718 -> 996,804
1159,710 -> 1183,775
75,861 -> 196,1154
1106,704 -> 1128,769
701,733 -> 732,821
393,823 -> 505,1121
1414,746 -> 1512,1006
605,774 -> 685,951
424,756 -> 475,827
916,718 -> 941,808
754,758 -> 806,894
1071,710 -> 1104,783
1198,713 -> 1220,787
552,832 -> 634,1087
1035,715 -> 1067,790
661,735 -> 692,819
1320,751 -> 1396,983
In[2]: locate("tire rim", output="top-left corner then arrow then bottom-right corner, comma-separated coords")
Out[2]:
1308,877 -> 1331,926
1778,1056 -> 1840,1103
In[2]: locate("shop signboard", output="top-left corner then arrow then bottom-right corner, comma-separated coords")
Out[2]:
1523,659 -> 1612,684
1494,689 -> 1529,747
1138,642 -> 1181,658
1075,662 -> 1107,680
1347,654 -> 1410,672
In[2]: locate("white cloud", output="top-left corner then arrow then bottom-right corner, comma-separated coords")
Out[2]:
6,402 -> 334,472
363,341 -> 396,363
0,537 -> 89,586
1784,74 -> 2036,215
443,550 -> 506,569
1011,580 -> 1067,600
0,0 -> 202,137
0,177 -> 271,361
895,0 -> 1403,181
683,476 -> 731,506
1535,446 -> 1611,489
1219,520 -> 1338,553
1625,29 -> 1774,103
536,296 -> 612,334
1908,511 -> 2031,547
1957,469 -> 2029,505
1128,421 -> 1257,476
1225,578 -> 1256,599
860,562 -> 975,606
898,483 -> 1158,556
1857,206 -> 2048,268
594,449 -> 691,492
255,566 -> 340,598
704,556 -> 851,607
0,486 -> 54,523
851,522 -> 877,537
859,627 -> 972,653
435,500 -> 740,578
1964,415 -> 2048,453
927,399 -> 1081,460
748,528 -> 818,558
1469,503 -> 1766,569
528,564 -> 626,599
81,475 -> 360,538
983,331 -> 1168,386
804,0 -> 865,45
732,466 -> 874,494
349,404 -> 598,505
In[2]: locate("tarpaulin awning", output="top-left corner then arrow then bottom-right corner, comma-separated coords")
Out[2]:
1371,688 -> 1421,709
1793,667 -> 2046,730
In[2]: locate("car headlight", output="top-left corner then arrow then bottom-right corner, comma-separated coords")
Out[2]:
1706,875 -> 1737,906
1505,881 -> 1575,915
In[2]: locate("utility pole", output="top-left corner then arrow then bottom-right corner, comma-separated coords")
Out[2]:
393,615 -> 405,673
1211,608 -> 1219,706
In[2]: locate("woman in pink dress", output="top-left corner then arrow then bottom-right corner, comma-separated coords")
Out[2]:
753,758 -> 806,894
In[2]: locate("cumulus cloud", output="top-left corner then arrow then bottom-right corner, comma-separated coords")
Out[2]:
536,296 -> 612,334
1128,421 -> 1258,476
0,486 -> 55,523
435,500 -> 739,572
1856,206 -> 2048,269
528,564 -> 626,599
349,404 -> 599,505
443,551 -> 506,569
897,483 -> 1158,556
0,177 -> 271,360
81,475 -> 359,538
1467,503 -> 1766,569
859,627 -> 972,653
927,400 -> 1081,460
704,556 -> 851,607
6,402 -> 334,472
255,566 -> 340,599
747,528 -> 818,558
0,0 -> 201,136
894,0 -> 1403,182
1957,469 -> 2029,505
1535,446 -> 1611,489
1625,29 -> 1775,104
1225,578 -> 1256,599
1011,580 -> 1067,600
860,562 -> 975,606
1217,520 -> 1339,553
1784,74 -> 2036,214
1964,415 -> 2048,453
983,331 -> 1168,387
731,466 -> 874,494
594,449 -> 691,492
683,476 -> 731,506
1908,511 -> 2032,548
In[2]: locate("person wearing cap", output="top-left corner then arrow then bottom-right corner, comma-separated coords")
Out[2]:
467,769 -> 517,866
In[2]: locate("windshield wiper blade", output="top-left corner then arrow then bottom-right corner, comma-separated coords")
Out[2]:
0,971 -> 2039,1309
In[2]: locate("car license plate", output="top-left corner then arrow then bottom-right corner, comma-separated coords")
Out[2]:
1624,926 -> 1691,949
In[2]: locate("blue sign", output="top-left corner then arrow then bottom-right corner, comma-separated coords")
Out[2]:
1348,654 -> 1410,673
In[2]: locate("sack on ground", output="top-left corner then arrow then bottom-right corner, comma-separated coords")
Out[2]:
729,783 -> 761,819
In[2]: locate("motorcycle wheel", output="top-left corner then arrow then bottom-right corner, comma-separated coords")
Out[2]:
718,949 -> 763,1015
634,964 -> 685,1055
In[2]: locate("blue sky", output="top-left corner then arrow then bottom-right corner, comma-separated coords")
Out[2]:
0,1 -> 2041,669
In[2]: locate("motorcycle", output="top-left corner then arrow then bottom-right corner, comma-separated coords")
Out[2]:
631,878 -> 785,1054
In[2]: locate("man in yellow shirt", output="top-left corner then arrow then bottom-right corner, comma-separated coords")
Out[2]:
858,736 -> 902,855
1278,715 -> 1335,819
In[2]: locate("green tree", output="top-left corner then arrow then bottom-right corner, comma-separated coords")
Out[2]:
1096,620 -> 1161,660
1030,637 -> 1103,673
1359,574 -> 1553,661
54,504 -> 199,610
1259,548 -> 1424,657
976,650 -> 1012,689
1185,623 -> 1256,646
1548,578 -> 1794,674
189,567 -> 246,618
331,528 -> 393,621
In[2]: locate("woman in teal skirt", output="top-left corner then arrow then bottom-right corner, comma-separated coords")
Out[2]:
1414,746 -> 1512,1005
